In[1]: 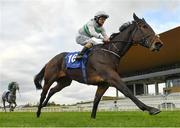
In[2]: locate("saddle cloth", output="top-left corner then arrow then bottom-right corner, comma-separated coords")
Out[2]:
65,51 -> 88,69
2,91 -> 10,101
65,51 -> 90,83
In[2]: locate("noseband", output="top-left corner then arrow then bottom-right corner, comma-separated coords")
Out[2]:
131,21 -> 160,48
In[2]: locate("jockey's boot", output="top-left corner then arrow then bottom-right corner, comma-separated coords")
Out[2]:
76,46 -> 89,60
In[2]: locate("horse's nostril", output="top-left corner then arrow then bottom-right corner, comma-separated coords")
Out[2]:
155,42 -> 163,49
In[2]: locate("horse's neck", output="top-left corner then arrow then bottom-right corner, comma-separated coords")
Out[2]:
109,30 -> 133,56
11,89 -> 16,95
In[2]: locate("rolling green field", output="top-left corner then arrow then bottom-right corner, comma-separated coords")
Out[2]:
1,111 -> 180,127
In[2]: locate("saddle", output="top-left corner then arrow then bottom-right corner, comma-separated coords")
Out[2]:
4,91 -> 10,101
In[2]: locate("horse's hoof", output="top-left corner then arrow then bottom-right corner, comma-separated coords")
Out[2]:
149,108 -> 161,115
91,114 -> 96,119
36,112 -> 40,118
91,116 -> 96,119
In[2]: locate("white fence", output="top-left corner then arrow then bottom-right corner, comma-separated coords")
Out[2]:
1,94 -> 180,112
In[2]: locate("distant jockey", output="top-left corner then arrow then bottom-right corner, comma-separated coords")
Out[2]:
75,11 -> 110,60
8,82 -> 16,91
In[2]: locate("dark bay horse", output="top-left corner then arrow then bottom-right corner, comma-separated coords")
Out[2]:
2,82 -> 19,112
34,13 -> 163,118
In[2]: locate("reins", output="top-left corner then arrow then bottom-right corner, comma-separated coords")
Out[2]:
100,24 -> 136,58
99,20 -> 156,59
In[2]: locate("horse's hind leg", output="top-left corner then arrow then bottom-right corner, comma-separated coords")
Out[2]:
9,103 -> 13,112
91,85 -> 109,119
37,80 -> 54,117
42,77 -> 72,107
2,100 -> 6,112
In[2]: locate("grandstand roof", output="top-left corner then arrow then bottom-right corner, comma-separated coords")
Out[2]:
118,26 -> 180,82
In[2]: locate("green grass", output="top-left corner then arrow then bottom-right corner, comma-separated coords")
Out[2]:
1,111 -> 180,127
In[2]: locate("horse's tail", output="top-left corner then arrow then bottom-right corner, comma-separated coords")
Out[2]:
34,65 -> 46,90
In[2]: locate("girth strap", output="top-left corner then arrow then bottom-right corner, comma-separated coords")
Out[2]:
101,48 -> 120,58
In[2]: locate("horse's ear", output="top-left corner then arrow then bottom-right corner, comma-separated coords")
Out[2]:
142,18 -> 145,22
133,13 -> 140,21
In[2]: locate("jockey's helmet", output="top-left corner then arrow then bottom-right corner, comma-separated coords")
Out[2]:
94,11 -> 109,20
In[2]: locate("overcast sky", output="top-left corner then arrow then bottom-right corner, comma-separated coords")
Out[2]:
0,0 -> 180,106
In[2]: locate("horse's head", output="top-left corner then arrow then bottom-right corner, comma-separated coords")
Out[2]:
132,13 -> 163,51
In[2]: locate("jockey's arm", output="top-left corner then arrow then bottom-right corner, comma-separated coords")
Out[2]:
101,28 -> 110,43
88,24 -> 104,39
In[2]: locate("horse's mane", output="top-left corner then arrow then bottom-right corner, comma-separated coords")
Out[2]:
109,32 -> 120,41
109,21 -> 132,41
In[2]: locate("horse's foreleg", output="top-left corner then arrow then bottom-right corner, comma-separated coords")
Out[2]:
15,102 -> 17,108
106,71 -> 160,115
91,85 -> 109,119
13,102 -> 17,111
42,78 -> 72,107
9,103 -> 13,112
116,82 -> 160,115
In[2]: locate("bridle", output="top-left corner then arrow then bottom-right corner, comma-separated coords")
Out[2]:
101,21 -> 158,58
131,21 -> 159,48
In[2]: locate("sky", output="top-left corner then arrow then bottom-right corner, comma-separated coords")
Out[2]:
0,0 -> 180,106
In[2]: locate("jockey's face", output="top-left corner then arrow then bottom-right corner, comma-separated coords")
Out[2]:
98,17 -> 107,26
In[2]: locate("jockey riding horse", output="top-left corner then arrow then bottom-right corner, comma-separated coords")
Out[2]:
2,82 -> 19,112
34,13 -> 163,118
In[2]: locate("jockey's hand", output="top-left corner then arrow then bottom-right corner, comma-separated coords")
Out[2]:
103,37 -> 110,44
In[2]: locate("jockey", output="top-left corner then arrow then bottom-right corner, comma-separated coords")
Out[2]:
8,82 -> 17,91
8,82 -> 14,91
75,11 -> 110,60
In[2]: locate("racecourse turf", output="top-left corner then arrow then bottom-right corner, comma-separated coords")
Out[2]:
1,111 -> 180,127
